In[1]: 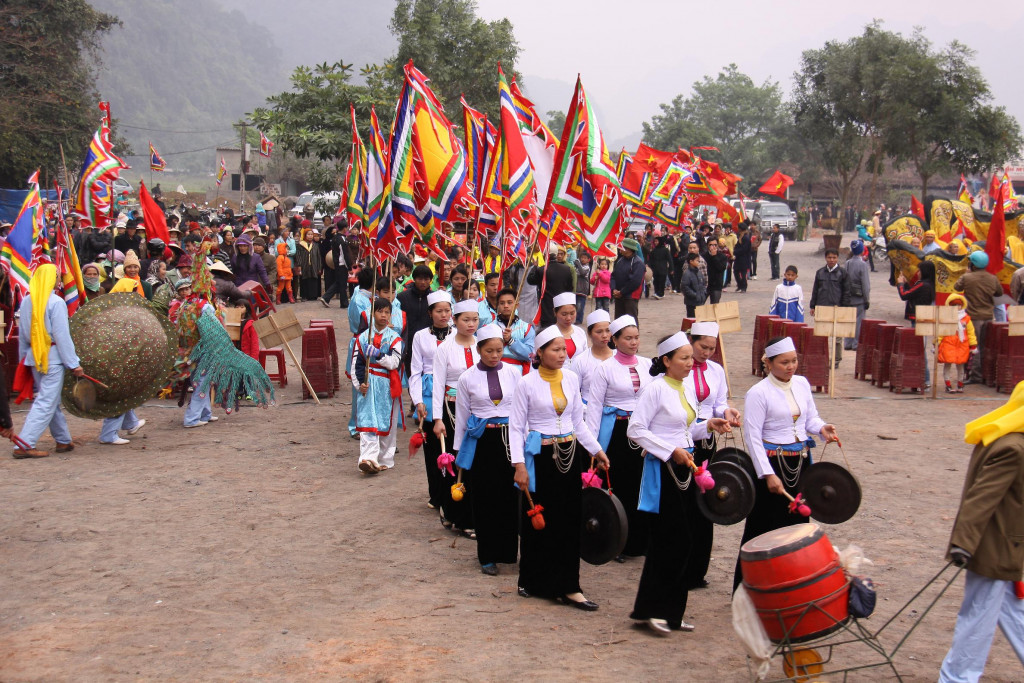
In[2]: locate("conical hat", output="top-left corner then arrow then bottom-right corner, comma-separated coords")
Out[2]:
61,293 -> 177,419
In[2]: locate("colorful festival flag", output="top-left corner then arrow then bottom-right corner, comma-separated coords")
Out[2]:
259,131 -> 274,157
758,170 -> 794,198
647,161 -> 693,206
461,96 -> 499,234
544,77 -> 624,258
509,78 -> 559,210
1,172 -> 44,297
52,182 -> 86,316
495,65 -> 539,264
73,110 -> 128,229
365,107 -> 399,262
389,61 -> 476,258
344,105 -> 368,230
615,149 -> 651,207
149,142 -> 166,171
216,156 -> 227,186
958,175 -> 973,205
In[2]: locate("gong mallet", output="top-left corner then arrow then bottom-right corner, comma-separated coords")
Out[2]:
408,417 -> 426,460
780,490 -> 812,517
80,374 -> 110,389
524,489 -> 545,530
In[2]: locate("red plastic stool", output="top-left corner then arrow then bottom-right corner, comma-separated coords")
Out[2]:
259,348 -> 287,387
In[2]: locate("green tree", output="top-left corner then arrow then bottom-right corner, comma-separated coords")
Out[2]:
641,64 -> 795,194
546,110 -> 566,137
0,0 -> 119,186
389,0 -> 520,119
883,38 -> 1022,198
250,62 -> 398,192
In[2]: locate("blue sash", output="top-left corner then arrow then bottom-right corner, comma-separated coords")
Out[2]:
421,374 -> 434,422
455,416 -> 509,470
638,448 -> 694,514
765,439 -> 816,464
598,406 -> 630,452
520,430 -> 572,493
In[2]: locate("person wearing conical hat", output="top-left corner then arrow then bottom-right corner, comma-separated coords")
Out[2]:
939,386 -> 1024,681
13,264 -> 85,458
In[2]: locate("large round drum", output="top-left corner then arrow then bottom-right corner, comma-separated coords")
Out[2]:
740,524 -> 850,643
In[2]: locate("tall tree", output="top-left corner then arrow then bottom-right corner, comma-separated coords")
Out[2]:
249,62 -> 397,192
389,0 -> 520,119
0,0 -> 119,186
641,64 -> 796,194
883,38 -> 1022,198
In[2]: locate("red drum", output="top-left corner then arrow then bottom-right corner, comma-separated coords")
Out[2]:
740,524 -> 850,643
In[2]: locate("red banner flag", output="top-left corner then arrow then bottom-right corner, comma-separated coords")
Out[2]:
910,195 -> 926,220
986,189 -> 1006,276
138,180 -> 171,246
758,170 -> 794,198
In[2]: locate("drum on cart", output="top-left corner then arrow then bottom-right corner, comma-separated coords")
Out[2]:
740,524 -> 850,643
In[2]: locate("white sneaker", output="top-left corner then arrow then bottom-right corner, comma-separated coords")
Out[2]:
207,416 -> 219,422
184,421 -> 208,429
126,419 -> 146,435
647,618 -> 671,636
102,438 -> 130,445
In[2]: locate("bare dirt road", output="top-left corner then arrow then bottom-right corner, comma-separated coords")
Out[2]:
0,236 -> 1020,681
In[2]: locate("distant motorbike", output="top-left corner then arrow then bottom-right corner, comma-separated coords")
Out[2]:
873,235 -> 888,262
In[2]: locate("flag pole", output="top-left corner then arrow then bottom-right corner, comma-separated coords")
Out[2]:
509,230 -> 541,320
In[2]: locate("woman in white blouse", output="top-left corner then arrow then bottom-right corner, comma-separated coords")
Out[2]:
735,335 -> 839,590
683,321 -> 743,590
586,315 -> 652,559
409,291 -> 453,512
510,326 -> 609,610
431,299 -> 481,537
453,325 -> 522,575
569,309 -> 613,402
551,291 -> 588,363
627,331 -> 730,635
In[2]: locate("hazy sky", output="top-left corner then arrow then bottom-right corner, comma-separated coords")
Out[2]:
473,0 -> 1024,144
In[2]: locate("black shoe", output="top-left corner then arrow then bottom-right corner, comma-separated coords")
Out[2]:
558,595 -> 599,611
688,579 -> 710,590
614,554 -> 627,563
481,563 -> 498,576
517,586 -> 531,598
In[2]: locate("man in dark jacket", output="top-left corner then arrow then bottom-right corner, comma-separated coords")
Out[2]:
114,221 -> 143,257
611,237 -> 645,321
527,243 -> 575,327
397,265 -> 435,375
681,252 -> 707,318
809,248 -> 851,366
319,220 -> 351,308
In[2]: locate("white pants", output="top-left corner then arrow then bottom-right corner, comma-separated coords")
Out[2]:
358,402 -> 400,468
939,570 -> 1024,682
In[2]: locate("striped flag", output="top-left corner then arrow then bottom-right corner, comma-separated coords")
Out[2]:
216,156 -> 227,186
365,106 -> 399,262
344,105 -> 368,231
52,182 -> 86,316
73,116 -> 127,229
495,64 -> 539,265
149,142 -> 166,171
544,77 -> 624,258
460,97 -> 499,234
1,171 -> 45,297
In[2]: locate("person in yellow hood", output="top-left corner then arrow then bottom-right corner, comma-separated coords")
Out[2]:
939,386 -> 1024,681
14,264 -> 85,458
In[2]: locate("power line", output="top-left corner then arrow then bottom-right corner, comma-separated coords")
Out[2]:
122,139 -> 239,158
119,124 -> 235,134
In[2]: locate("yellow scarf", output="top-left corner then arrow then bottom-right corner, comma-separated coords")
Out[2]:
965,381 -> 1024,446
110,278 -> 141,294
664,376 -> 696,424
29,263 -> 57,372
538,366 -> 567,415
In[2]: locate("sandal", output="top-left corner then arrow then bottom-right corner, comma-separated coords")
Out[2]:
461,528 -> 477,540
439,512 -> 453,530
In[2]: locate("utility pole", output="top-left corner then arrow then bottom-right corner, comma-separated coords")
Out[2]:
239,121 -> 248,211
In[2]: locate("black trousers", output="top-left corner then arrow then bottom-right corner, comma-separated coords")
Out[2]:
652,266 -> 668,297
671,261 -> 685,292
733,451 -> 809,590
683,435 -> 717,587
468,427 -> 518,565
422,426 -> 447,510
750,251 -> 758,276
708,289 -> 722,305
630,459 -> 694,629
734,264 -> 748,292
614,296 -> 639,324
439,398 -> 474,531
769,252 -> 781,279
605,420 -> 649,557
519,442 -> 585,598
322,266 -> 349,306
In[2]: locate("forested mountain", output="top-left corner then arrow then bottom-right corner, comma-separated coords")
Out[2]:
89,0 -> 290,172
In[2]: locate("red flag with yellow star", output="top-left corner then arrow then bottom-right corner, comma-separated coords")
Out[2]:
758,170 -> 793,198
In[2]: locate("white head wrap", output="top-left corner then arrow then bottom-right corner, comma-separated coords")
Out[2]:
552,292 -> 576,310
427,291 -> 451,307
609,315 -> 638,336
764,337 -> 797,357
656,331 -> 690,358
476,324 -> 503,343
453,300 -> 478,315
534,325 -> 562,350
690,321 -> 720,338
585,309 -> 611,327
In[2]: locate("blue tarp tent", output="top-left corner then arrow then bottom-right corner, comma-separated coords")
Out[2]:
0,189 -> 67,224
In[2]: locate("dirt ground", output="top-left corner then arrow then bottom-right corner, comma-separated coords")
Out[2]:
0,237 -> 1021,682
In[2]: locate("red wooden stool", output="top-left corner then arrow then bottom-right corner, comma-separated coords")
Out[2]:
259,348 -> 287,387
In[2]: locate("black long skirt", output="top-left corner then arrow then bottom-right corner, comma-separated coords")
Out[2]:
467,426 -> 518,565
421,427 -> 446,510
630,459 -> 695,629
605,419 -> 648,557
299,276 -> 321,301
439,397 -> 474,531
732,451 -> 809,590
518,441 -> 585,599
684,433 -> 717,587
